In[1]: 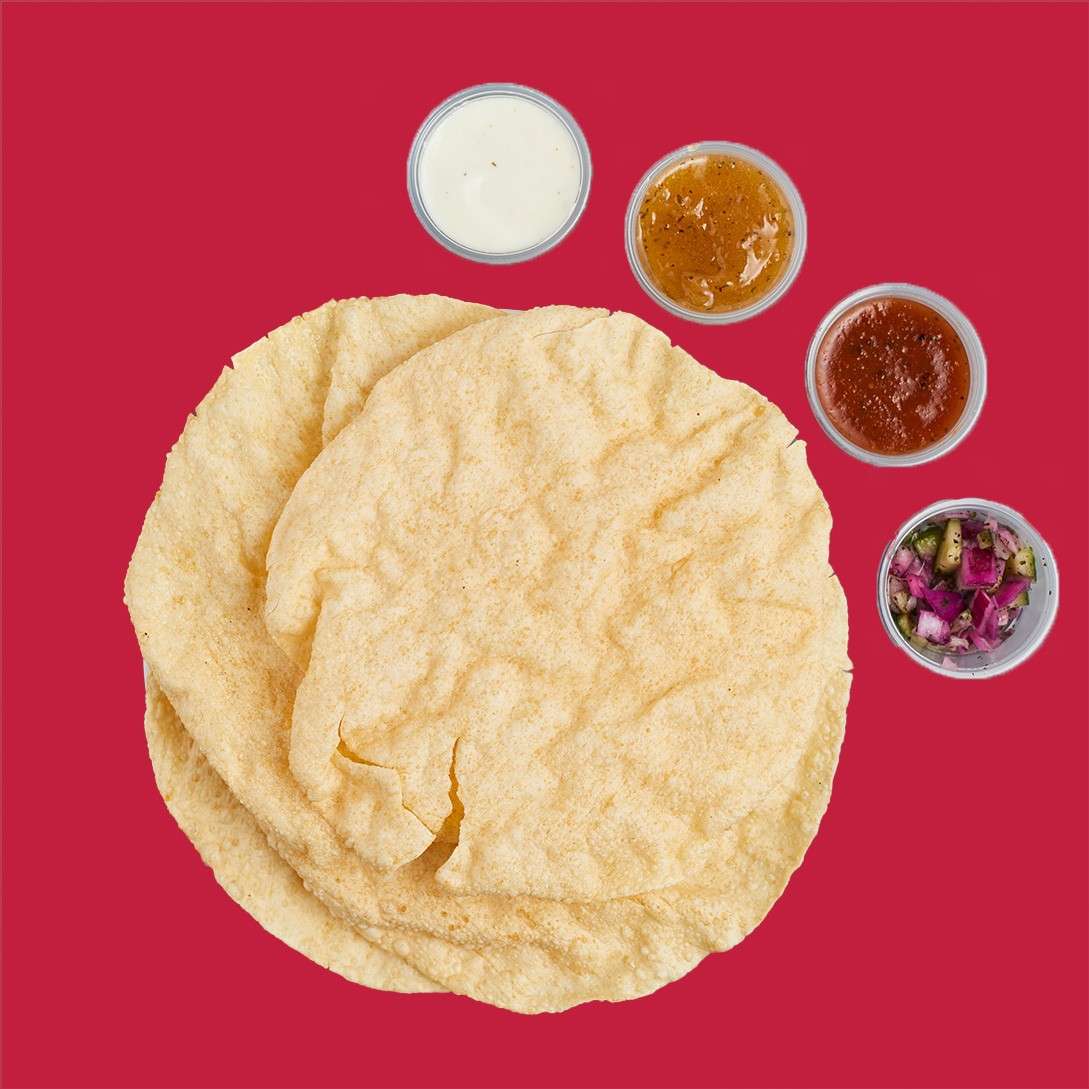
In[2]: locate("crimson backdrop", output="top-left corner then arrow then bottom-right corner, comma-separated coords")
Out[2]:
3,4 -> 1087,1088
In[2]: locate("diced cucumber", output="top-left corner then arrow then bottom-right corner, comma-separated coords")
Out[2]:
1010,590 -> 1030,608
912,526 -> 941,560
977,529 -> 993,549
935,518 -> 963,574
892,591 -> 911,614
1007,546 -> 1036,580
909,634 -> 929,650
895,613 -> 913,640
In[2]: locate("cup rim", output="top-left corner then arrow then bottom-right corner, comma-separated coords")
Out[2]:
876,497 -> 1060,679
623,140 -> 807,325
406,82 -> 592,265
805,283 -> 988,467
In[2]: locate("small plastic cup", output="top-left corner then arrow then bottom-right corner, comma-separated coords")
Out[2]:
805,283 -> 987,467
877,498 -> 1059,679
624,141 -> 807,324
406,83 -> 592,265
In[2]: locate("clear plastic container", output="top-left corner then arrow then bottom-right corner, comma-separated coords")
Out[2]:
406,83 -> 591,265
877,498 -> 1059,679
805,283 -> 987,467
624,141 -> 807,324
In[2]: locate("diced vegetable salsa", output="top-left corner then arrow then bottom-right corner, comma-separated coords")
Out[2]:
887,511 -> 1035,655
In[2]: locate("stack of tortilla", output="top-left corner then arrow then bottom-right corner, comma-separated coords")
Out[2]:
126,298 -> 850,1013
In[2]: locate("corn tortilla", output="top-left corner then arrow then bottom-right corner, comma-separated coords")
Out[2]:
144,673 -> 442,994
146,666 -> 847,1012
127,300 -> 850,1012
267,308 -> 848,900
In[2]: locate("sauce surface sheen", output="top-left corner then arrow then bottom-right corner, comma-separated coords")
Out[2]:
636,154 -> 793,313
815,297 -> 971,454
419,96 -> 581,254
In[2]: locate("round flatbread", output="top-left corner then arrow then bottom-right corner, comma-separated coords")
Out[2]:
272,666 -> 849,1013
267,308 -> 848,901
126,300 -> 850,1012
144,668 -> 847,1012
144,673 -> 442,994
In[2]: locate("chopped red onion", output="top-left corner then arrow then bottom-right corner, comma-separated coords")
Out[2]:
971,590 -> 999,643
922,585 -> 964,621
993,577 -> 1029,608
996,527 -> 1020,556
959,546 -> 999,589
891,548 -> 914,577
890,511 -> 1035,662
915,610 -> 951,644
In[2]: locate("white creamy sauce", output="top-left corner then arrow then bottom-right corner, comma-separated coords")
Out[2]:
418,95 -> 582,254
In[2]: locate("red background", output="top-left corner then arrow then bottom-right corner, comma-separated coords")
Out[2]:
3,4 -> 1087,1088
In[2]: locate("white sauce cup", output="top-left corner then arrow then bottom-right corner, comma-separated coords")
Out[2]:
407,83 -> 591,265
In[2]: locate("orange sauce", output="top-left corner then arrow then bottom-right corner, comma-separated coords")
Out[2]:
636,154 -> 794,313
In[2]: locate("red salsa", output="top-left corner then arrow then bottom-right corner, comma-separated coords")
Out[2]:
814,296 -> 971,455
